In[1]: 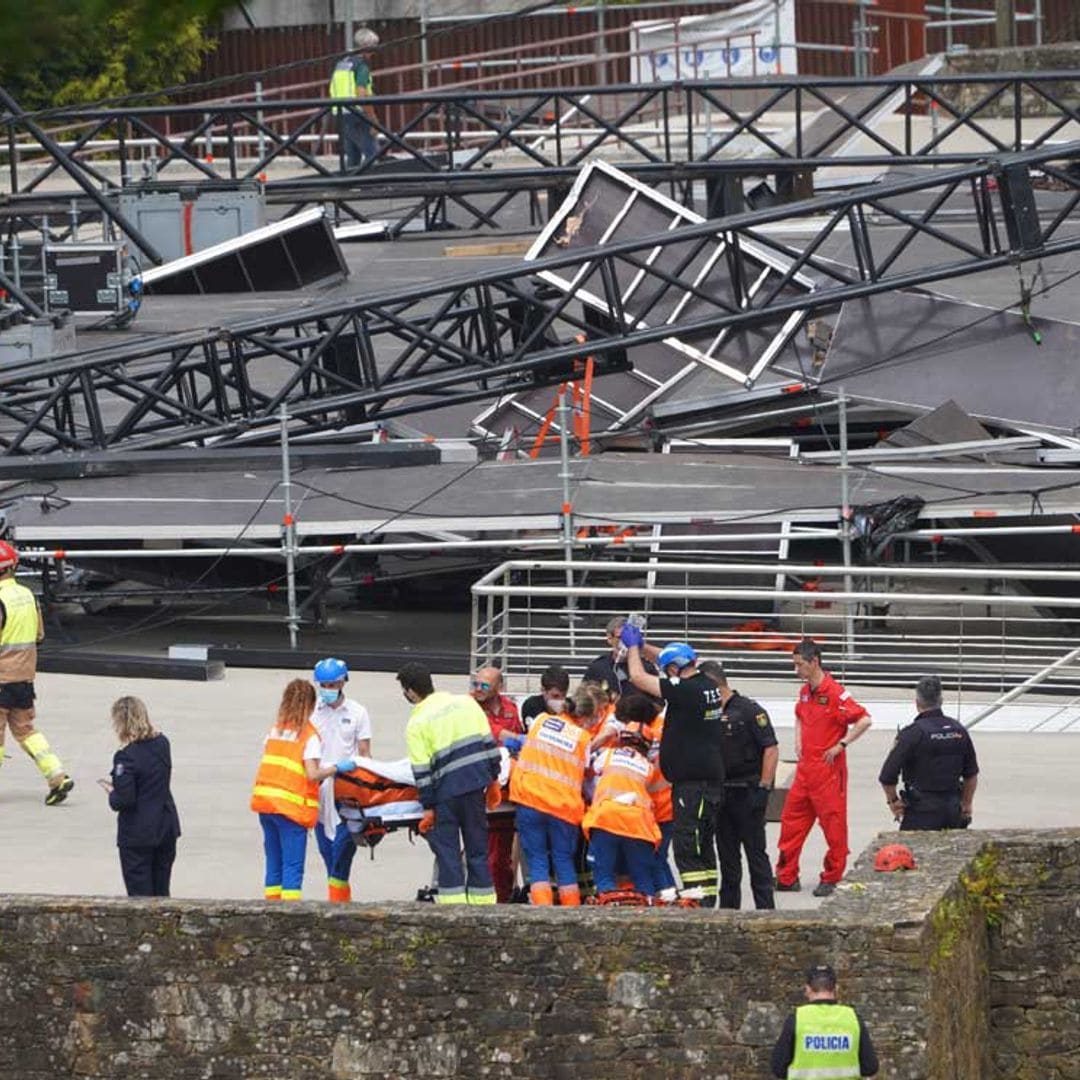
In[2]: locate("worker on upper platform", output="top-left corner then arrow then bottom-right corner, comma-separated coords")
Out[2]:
329,27 -> 379,168
0,541 -> 73,805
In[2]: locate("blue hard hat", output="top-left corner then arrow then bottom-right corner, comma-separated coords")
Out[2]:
657,642 -> 697,673
313,657 -> 349,683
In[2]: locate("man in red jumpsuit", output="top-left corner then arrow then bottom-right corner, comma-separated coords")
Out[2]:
775,640 -> 872,898
470,665 -> 522,902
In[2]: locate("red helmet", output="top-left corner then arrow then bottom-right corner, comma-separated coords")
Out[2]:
874,843 -> 916,873
0,541 -> 18,573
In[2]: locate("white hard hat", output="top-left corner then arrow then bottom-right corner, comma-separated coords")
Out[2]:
354,27 -> 379,50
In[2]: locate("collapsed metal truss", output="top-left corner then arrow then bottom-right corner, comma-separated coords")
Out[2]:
0,143 -> 1076,456
473,159 -> 816,441
6,72 -> 1080,233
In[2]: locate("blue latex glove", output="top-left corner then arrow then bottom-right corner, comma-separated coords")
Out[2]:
335,758 -> 355,774
619,623 -> 645,648
503,734 -> 525,757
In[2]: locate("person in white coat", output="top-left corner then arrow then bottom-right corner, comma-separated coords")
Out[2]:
311,658 -> 371,902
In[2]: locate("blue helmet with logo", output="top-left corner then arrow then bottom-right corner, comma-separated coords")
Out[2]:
313,657 -> 349,684
657,642 -> 697,674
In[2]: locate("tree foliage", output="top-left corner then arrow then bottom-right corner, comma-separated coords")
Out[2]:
0,0 -> 233,112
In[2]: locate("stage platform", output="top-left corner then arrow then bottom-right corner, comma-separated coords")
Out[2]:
10,451 -> 1080,545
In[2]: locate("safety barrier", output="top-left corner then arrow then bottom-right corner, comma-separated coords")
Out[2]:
470,557 -> 1080,711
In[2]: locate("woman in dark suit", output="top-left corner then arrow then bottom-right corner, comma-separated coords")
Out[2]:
102,696 -> 181,897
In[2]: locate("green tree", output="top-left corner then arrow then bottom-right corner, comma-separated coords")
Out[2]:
1,0 -> 232,112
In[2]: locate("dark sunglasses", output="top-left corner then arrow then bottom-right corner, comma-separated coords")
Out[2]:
470,679 -> 493,691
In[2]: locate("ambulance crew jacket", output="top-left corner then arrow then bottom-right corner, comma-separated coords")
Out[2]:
509,712 -> 590,906
250,721 -> 321,827
771,1002 -> 878,1078
582,746 -> 661,846
509,713 -> 590,825
406,690 -> 499,906
405,691 -> 500,808
251,719 -> 321,901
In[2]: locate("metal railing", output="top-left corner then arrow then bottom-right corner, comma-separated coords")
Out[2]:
6,71 -> 1080,194
470,559 -> 1080,706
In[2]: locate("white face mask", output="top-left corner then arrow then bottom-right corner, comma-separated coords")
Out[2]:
543,695 -> 566,714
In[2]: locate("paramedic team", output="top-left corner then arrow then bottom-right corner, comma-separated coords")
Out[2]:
249,635 -> 877,907
248,634 -> 978,910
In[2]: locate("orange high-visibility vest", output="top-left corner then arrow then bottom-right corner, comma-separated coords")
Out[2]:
643,716 -> 673,824
582,745 -> 661,846
250,721 -> 320,828
510,713 -> 589,825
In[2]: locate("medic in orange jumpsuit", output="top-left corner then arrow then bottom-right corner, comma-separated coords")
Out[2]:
775,640 -> 872,898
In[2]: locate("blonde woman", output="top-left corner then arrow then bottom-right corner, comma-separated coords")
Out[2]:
100,696 -> 181,897
250,679 -> 333,901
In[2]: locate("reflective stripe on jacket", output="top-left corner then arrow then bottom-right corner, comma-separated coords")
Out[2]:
406,691 -> 500,807
582,745 -> 661,845
509,713 -> 589,825
250,721 -> 320,828
642,715 -> 673,823
789,1003 -> 862,1079
0,576 -> 41,684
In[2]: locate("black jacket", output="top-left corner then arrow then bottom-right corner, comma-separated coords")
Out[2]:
108,734 -> 181,849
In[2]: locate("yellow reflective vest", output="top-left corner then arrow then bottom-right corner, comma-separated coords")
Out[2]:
0,576 -> 42,683
789,1003 -> 862,1079
406,691 -> 499,807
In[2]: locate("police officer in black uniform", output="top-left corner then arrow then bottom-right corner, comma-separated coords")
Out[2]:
879,675 -> 979,831
700,660 -> 778,909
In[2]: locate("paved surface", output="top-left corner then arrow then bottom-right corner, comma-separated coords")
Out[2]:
1,667 -> 1076,909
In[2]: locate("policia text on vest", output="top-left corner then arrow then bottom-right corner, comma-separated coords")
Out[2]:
771,964 -> 879,1079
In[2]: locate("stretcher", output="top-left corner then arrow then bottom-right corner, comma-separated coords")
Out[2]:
334,753 -> 514,855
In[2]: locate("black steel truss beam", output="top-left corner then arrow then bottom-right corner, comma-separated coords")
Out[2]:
0,144 -> 1075,456
6,74 -> 1080,235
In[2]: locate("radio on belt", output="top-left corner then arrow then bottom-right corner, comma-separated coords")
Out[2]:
42,242 -> 137,319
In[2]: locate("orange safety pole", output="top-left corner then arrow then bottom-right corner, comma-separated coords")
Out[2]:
579,356 -> 594,457
529,382 -> 565,458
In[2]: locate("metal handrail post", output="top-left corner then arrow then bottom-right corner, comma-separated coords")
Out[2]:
557,387 -> 577,650
966,644 -> 1080,729
255,80 -> 267,164
839,386 -> 855,659
279,405 -> 299,649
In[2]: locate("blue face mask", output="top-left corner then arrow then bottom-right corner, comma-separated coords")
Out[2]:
317,688 -> 340,705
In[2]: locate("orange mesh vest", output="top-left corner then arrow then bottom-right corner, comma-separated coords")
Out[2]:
509,714 -> 589,825
582,745 -> 661,845
250,721 -> 320,828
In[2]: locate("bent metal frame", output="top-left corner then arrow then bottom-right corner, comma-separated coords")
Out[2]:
0,142 -> 1075,456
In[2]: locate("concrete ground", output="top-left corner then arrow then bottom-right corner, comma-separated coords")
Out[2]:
0,667 -> 1076,909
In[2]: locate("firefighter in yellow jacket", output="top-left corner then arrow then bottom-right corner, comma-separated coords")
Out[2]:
0,541 -> 73,805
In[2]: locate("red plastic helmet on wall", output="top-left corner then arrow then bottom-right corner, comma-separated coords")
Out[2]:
874,843 -> 917,873
0,540 -> 18,573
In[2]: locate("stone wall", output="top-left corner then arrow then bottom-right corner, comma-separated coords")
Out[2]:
0,830 -> 1076,1080
985,831 -> 1080,1079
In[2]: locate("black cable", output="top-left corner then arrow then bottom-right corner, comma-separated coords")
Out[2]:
44,478 -> 282,652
